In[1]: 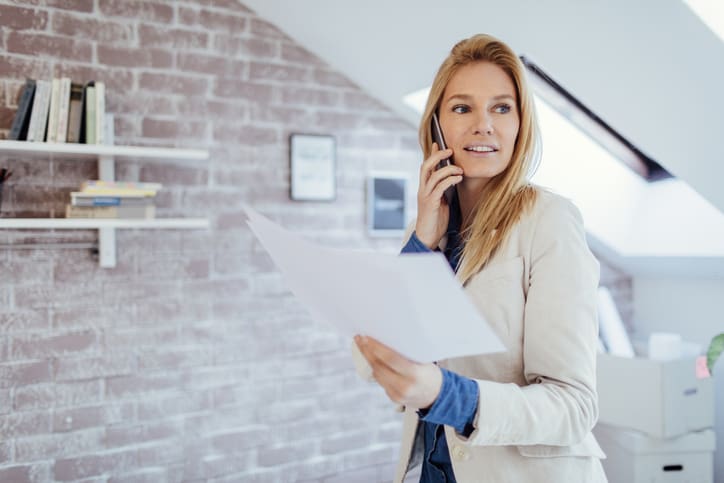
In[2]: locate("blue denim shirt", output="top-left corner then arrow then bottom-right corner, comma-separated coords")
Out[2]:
400,194 -> 479,483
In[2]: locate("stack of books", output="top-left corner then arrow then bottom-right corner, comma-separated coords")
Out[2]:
65,181 -> 161,219
8,77 -> 106,144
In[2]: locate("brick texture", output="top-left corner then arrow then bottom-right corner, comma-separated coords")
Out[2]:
0,1 -> 632,482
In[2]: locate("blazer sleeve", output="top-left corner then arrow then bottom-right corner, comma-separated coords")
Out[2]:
463,196 -> 600,446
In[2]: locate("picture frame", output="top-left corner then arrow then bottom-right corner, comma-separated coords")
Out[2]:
289,133 -> 336,201
367,172 -> 409,237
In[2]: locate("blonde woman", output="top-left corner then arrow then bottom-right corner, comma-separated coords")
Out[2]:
354,34 -> 607,482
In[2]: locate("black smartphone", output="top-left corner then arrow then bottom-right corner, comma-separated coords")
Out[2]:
431,112 -> 456,206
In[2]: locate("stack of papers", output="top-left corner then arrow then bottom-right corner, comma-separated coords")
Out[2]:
244,206 -> 505,363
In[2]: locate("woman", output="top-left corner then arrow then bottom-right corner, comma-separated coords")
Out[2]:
353,34 -> 607,482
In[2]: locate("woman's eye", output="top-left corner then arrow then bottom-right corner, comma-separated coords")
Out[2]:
452,105 -> 470,114
494,104 -> 512,114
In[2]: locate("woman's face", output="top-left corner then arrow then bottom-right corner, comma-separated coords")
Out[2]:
438,61 -> 520,193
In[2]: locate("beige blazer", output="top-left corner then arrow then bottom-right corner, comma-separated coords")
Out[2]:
356,189 -> 607,483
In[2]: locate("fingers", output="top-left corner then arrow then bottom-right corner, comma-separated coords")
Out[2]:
350,339 -> 374,382
420,164 -> 463,199
430,173 -> 463,201
354,335 -> 415,377
418,144 -> 462,200
354,335 -> 411,403
419,143 -> 453,179
353,335 -> 443,408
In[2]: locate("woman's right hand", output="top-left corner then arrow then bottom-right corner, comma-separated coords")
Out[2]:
415,143 -> 464,249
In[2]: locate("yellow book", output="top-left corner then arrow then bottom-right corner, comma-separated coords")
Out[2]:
77,188 -> 157,197
80,180 -> 162,196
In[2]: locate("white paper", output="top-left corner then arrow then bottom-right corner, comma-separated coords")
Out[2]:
244,206 -> 506,363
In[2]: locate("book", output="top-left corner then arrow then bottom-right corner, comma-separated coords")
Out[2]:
65,204 -> 156,219
9,79 -> 36,141
95,81 -> 105,145
26,80 -> 51,142
66,82 -> 84,143
77,189 -> 157,197
84,83 -> 96,144
47,78 -> 61,143
81,180 -> 163,192
55,77 -> 71,143
70,193 -> 155,207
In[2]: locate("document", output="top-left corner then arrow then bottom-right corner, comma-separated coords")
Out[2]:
245,206 -> 506,363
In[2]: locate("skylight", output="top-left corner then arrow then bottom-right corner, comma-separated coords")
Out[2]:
683,0 -> 724,43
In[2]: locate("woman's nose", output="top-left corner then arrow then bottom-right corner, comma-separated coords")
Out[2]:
473,112 -> 494,135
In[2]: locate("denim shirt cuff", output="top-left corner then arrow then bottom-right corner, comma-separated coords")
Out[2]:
418,367 -> 479,436
400,231 -> 434,254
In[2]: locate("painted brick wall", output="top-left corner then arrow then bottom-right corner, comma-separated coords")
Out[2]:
0,1 -> 633,482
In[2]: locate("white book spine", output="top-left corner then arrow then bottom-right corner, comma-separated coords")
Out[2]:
46,78 -> 60,143
84,85 -> 96,144
37,80 -> 52,142
55,77 -> 71,143
26,80 -> 50,142
95,82 -> 105,145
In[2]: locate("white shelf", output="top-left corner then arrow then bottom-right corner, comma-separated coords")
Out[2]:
0,140 -> 208,161
0,139 -> 210,267
0,218 -> 209,229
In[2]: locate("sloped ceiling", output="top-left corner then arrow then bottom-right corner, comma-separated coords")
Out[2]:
245,0 -> 724,276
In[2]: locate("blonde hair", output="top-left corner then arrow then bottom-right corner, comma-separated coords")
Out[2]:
419,34 -> 541,282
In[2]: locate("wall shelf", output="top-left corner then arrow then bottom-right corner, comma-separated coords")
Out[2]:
0,218 -> 209,229
0,139 -> 209,161
0,140 -> 211,268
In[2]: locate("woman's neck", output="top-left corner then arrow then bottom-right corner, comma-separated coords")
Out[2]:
456,179 -> 488,232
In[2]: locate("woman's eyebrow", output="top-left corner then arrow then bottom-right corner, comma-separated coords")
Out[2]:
444,93 -> 516,103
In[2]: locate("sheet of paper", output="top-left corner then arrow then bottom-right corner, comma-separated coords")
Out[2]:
245,206 -> 506,363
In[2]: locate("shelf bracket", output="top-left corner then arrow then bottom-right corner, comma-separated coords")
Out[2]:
98,227 -> 116,267
98,154 -> 114,181
98,153 -> 116,268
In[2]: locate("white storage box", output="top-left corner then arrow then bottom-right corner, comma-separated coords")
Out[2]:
593,423 -> 715,483
597,354 -> 714,438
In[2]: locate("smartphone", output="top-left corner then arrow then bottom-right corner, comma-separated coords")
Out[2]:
431,112 -> 456,206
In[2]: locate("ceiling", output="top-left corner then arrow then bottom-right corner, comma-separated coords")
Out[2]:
244,0 -> 724,277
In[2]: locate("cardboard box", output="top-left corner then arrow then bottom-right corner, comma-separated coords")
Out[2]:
597,354 -> 714,438
593,423 -> 715,483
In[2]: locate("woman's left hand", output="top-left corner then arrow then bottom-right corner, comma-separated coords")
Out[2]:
354,335 -> 443,409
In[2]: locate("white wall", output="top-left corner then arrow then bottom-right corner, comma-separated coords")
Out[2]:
633,276 -> 724,482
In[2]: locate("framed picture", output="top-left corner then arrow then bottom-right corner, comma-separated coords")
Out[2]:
289,133 -> 336,201
367,172 -> 408,237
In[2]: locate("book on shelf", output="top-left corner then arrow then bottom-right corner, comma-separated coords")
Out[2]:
66,82 -> 84,143
46,79 -> 61,143
9,79 -> 36,141
7,77 -> 112,145
65,204 -> 156,219
95,81 -> 105,145
55,77 -> 71,143
80,180 -> 162,196
26,80 -> 51,142
84,82 -> 96,144
70,192 -> 155,206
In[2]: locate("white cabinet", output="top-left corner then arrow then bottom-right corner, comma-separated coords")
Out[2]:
0,140 -> 210,267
